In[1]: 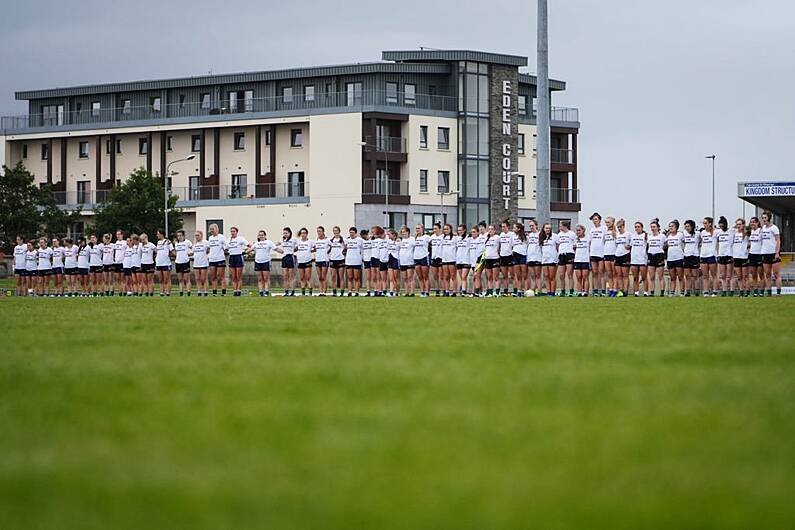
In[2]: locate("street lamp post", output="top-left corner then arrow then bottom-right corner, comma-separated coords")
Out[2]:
164,154 -> 196,237
536,0 -> 551,226
705,154 -> 716,219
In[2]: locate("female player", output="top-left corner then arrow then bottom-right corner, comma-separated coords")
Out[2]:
121,236 -> 133,296
682,220 -> 700,296
139,233 -> 156,296
747,216 -> 763,296
51,238 -> 65,297
573,224 -> 591,296
295,227 -> 314,296
497,221 -> 515,296
731,218 -> 750,297
665,220 -> 685,297
387,229 -> 401,296
483,225 -> 501,296
344,227 -> 364,296
329,226 -> 346,296
13,236 -> 28,296
526,220 -> 542,296
130,234 -> 142,296
36,237 -> 53,296
646,220 -> 666,296
761,211 -> 782,296
313,226 -> 330,296
360,229 -> 372,295
88,234 -> 104,295
629,221 -> 648,297
173,230 -> 193,296
589,213 -> 606,296
603,217 -> 617,296
278,227 -> 297,297
24,241 -> 37,295
226,226 -> 248,297
101,233 -> 114,296
470,223 -> 487,296
374,226 -> 389,297
540,223 -> 559,296
207,223 -> 227,296
398,226 -> 416,296
511,222 -> 527,297
440,223 -> 457,296
716,216 -> 733,296
454,224 -> 471,296
113,230 -> 127,295
430,223 -> 443,295
556,220 -> 576,296
413,224 -> 431,296
155,229 -> 174,296
250,230 -> 276,296
614,218 -> 631,296
699,217 -> 718,297
76,237 -> 90,295
63,237 -> 78,296
192,231 -> 210,296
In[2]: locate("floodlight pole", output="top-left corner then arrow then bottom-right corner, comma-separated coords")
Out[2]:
536,0 -> 551,226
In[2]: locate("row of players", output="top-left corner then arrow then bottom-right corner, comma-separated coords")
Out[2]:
11,211 -> 784,297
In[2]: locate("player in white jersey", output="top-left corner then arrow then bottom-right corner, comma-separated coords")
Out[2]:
154,229 -> 174,296
207,223 -> 228,296
540,223 -> 559,296
682,220 -> 700,296
139,233 -> 157,296
715,216 -> 734,296
173,230 -> 193,296
344,227 -> 364,296
374,226 -> 390,297
99,233 -> 114,296
440,224 -> 457,296
328,226 -> 346,296
454,224 -> 471,296
413,224 -> 432,296
760,211 -> 782,296
747,216 -> 763,296
665,220 -> 686,297
497,221 -> 515,296
386,228 -> 401,296
36,237 -> 53,296
277,227 -> 297,296
482,225 -> 502,296
613,219 -> 631,296
314,226 -> 331,295
603,217 -> 618,296
398,226 -> 416,296
76,237 -> 90,295
51,238 -> 65,296
511,222 -> 528,296
192,231 -> 210,296
226,227 -> 248,297
699,217 -> 719,297
63,238 -> 79,296
429,223 -> 444,295
12,235 -> 29,295
731,218 -> 750,297
629,222 -> 648,297
573,224 -> 591,296
588,212 -> 607,296
295,228 -> 314,296
249,230 -> 276,296
129,235 -> 143,296
87,235 -> 104,296
525,220 -> 542,296
113,230 -> 127,294
24,241 -> 38,295
360,228 -> 375,296
470,223 -> 487,296
646,220 -> 666,297
556,220 -> 576,296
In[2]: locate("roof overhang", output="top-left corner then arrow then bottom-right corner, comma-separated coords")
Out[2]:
738,181 -> 795,212
383,49 -> 528,67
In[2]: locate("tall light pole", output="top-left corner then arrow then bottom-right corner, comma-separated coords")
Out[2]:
705,154 -> 716,219
164,154 -> 196,237
536,0 -> 551,226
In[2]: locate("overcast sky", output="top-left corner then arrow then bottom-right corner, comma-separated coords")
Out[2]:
2,0 -> 793,224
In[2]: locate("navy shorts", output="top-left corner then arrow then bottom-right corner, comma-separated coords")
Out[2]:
388,256 -> 400,270
733,258 -> 748,268
684,256 -> 700,269
362,260 -> 371,270
297,261 -> 313,269
228,254 -> 244,268
175,262 -> 190,274
648,253 -> 665,268
699,256 -> 717,265
379,260 -> 389,272
254,261 -> 271,272
400,265 -> 414,271
590,256 -> 604,263
558,253 -> 574,266
282,255 -> 295,269
615,254 -> 631,267
456,263 -> 470,270
52,267 -> 64,275
64,267 -> 77,276
485,258 -> 500,270
667,259 -> 684,269
512,253 -> 526,265
330,259 -> 344,269
141,263 -> 155,273
748,254 -> 763,266
131,266 -> 140,274
123,268 -> 133,276
370,257 -> 381,269
526,260 -> 541,267
78,268 -> 90,276
90,265 -> 103,273
603,255 -> 616,262
573,262 -> 590,271
717,256 -> 733,265
762,253 -> 781,265
15,268 -> 26,275
156,264 -> 172,272
315,261 -> 329,269
431,257 -> 443,267
38,269 -> 52,276
209,260 -> 226,269
414,257 -> 430,267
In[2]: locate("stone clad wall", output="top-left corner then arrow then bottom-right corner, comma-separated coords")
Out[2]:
489,65 -> 519,224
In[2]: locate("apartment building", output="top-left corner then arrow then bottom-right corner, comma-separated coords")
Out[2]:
1,49 -> 581,237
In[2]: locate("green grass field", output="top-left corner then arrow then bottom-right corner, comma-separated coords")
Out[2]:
1,297 -> 794,530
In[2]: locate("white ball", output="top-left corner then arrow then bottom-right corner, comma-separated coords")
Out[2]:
525,289 -> 535,297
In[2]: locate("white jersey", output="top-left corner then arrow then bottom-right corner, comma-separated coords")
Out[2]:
469,236 -> 481,267
329,237 -> 345,260
716,229 -> 732,257
344,236 -> 364,266
413,234 -> 431,260
130,244 -> 142,268
37,247 -> 53,270
174,240 -> 192,264
615,231 -> 631,257
483,235 -> 500,259
749,228 -> 763,255
630,233 -> 647,265
399,237 -> 415,266
88,245 -> 103,267
498,231 -> 514,257
113,239 -> 126,264
683,232 -> 699,257
761,224 -> 780,254
441,236 -> 456,263
589,225 -> 606,258
227,236 -> 248,256
541,233 -> 559,264
280,238 -> 296,256
666,232 -> 685,261
64,245 -> 78,268
699,230 -> 716,258
13,244 -> 27,269
511,235 -> 528,257
155,239 -> 173,266
122,245 -> 135,268
101,243 -> 114,265
140,242 -> 156,264
252,240 -> 275,263
556,230 -> 576,254
603,230 -> 617,257
376,238 -> 390,262
362,238 -> 373,261
732,232 -> 749,260
52,246 -> 65,268
430,234 -> 443,259
388,239 -> 399,260
25,250 -> 38,272
574,236 -> 590,263
647,233 -> 665,255
77,247 -> 90,269
314,238 -> 330,262
296,239 -> 313,263
526,231 -> 542,263
455,236 -> 470,265
207,234 -> 227,262
192,241 -> 209,268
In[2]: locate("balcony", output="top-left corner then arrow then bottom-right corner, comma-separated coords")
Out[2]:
362,178 -> 410,205
519,106 -> 580,124
551,148 -> 574,165
363,135 -> 407,154
50,189 -> 113,210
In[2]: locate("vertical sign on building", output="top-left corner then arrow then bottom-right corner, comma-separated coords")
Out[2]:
489,65 -> 519,223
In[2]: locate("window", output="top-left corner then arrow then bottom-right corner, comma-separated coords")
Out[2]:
518,133 -> 525,155
282,87 -> 293,104
75,102 -> 83,113
138,138 -> 148,155
78,142 -> 89,159
265,128 -> 272,146
404,84 -> 416,105
518,95 -> 527,117
532,133 -> 537,153
287,171 -> 305,197
91,102 -> 101,117
41,144 -> 49,161
122,99 -> 131,115
517,175 -> 526,197
22,144 -> 28,159
290,128 -> 303,148
234,132 -> 245,150
437,170 -> 450,193
201,93 -> 211,109
414,212 -> 444,228
388,212 -> 407,229
419,169 -> 428,193
191,134 -> 201,152
532,97 -> 538,115
346,82 -> 362,106
188,176 -> 200,200
179,94 -> 186,108
304,85 -> 315,102
244,90 -> 254,112
151,97 -> 161,113
437,127 -> 450,150
76,181 -> 90,204
231,174 -> 247,198
106,139 -> 122,154
386,82 -> 398,104
105,139 -> 112,154
419,125 -> 428,149
166,136 -> 173,151
42,105 -> 64,126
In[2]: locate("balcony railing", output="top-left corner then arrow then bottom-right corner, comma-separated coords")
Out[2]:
550,188 -> 580,204
521,106 -> 580,123
551,148 -> 574,164
52,189 -> 113,207
363,135 -> 407,154
172,183 -> 308,202
362,178 -> 409,196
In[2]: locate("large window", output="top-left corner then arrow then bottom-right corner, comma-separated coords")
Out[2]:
138,138 -> 148,155
419,169 -> 428,193
419,125 -> 428,149
42,105 -> 64,126
231,174 -> 247,198
518,95 -> 528,117
151,97 -> 161,113
282,87 -> 294,104
76,181 -> 91,204
304,85 -> 315,102
437,127 -> 450,150
404,84 -> 416,105
388,212 -> 407,229
122,100 -> 131,115
458,61 -> 491,224
287,171 -> 305,197
91,102 -> 101,117
386,82 -> 398,104
78,141 -> 89,159
244,90 -> 254,112
41,143 -> 49,160
191,135 -> 201,152
437,170 -> 450,193
189,176 -> 200,200
346,82 -> 362,106
290,129 -> 303,148
234,132 -> 245,150
201,93 -> 211,109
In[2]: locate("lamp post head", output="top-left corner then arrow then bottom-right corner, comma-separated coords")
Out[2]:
185,154 -> 196,161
